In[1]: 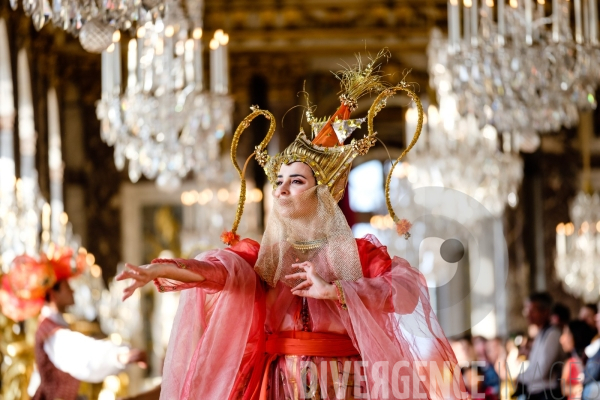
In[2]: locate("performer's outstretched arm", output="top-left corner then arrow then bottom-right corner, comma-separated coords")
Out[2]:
116,262 -> 206,300
117,239 -> 259,300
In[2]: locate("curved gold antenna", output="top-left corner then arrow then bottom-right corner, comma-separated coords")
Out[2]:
222,106 -> 276,245
367,84 -> 424,232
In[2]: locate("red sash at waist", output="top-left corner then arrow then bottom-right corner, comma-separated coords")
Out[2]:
265,331 -> 359,357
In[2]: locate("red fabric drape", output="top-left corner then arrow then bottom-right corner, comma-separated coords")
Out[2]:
156,236 -> 467,400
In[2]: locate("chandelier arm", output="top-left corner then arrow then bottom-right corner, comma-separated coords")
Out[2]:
367,85 -> 423,224
224,108 -> 276,244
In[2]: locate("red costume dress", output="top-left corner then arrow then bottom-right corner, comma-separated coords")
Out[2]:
154,235 -> 466,400
143,51 -> 465,400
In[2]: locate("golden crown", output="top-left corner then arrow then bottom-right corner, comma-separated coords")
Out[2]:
221,51 -> 424,245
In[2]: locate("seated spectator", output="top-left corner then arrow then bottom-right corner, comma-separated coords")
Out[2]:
561,320 -> 596,400
552,303 -> 572,331
580,304 -> 599,332
583,309 -> 600,400
474,336 -> 501,397
463,365 -> 499,400
515,292 -> 565,400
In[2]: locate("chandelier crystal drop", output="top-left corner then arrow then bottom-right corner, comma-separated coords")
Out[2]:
96,1 -> 233,190
428,0 -> 600,137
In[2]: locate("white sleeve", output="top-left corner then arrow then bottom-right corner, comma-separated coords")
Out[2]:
27,368 -> 40,397
43,328 -> 129,383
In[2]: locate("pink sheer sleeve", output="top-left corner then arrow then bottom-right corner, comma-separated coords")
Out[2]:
152,257 -> 227,294
152,238 -> 260,294
340,235 -> 468,400
159,245 -> 266,400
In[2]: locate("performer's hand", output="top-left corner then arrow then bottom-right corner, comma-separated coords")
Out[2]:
116,263 -> 163,301
118,348 -> 148,368
286,261 -> 337,300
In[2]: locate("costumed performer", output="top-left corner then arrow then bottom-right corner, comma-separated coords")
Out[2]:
0,249 -> 146,400
118,50 -> 469,400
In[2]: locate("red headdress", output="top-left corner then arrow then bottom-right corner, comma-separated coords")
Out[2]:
0,247 -> 87,321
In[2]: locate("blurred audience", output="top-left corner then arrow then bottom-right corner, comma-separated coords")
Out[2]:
515,292 -> 565,400
452,336 -> 476,368
463,365 -> 499,400
582,311 -> 600,400
551,303 -> 572,331
579,304 -> 599,332
560,320 -> 596,400
474,336 -> 501,397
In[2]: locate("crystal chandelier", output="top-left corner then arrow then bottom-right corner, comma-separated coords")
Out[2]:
428,0 -> 599,138
555,192 -> 600,302
96,0 -> 233,190
400,91 -> 523,222
555,113 -> 600,302
0,27 -> 45,271
9,0 -> 170,54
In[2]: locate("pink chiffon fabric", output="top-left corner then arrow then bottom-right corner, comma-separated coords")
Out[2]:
154,235 -> 467,400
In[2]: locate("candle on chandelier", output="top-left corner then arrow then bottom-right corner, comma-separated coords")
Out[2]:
136,27 -> 145,85
470,0 -> 478,46
0,18 -> 16,200
575,0 -> 583,42
184,38 -> 194,85
105,42 -> 121,96
584,0 -> 590,41
48,87 -> 64,240
525,0 -> 533,44
448,0 -> 460,53
210,35 -> 219,93
127,39 -> 137,92
174,40 -> 185,90
219,32 -> 229,94
552,0 -> 561,42
164,25 -> 175,93
42,202 -> 50,236
17,48 -> 36,205
463,0 -> 472,46
590,0 -> 598,44
193,28 -> 203,90
556,223 -> 567,255
498,0 -> 506,44
482,0 -> 494,39
562,0 -> 571,41
112,33 -> 122,96
454,0 -> 461,52
101,50 -> 110,96
59,212 -> 68,247
210,29 -> 229,94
